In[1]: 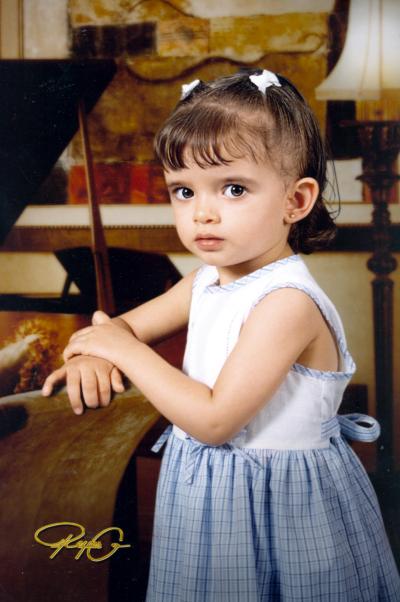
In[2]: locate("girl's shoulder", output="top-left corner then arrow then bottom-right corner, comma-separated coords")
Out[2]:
191,255 -> 341,332
250,255 -> 342,327
258,255 -> 327,300
249,256 -> 355,375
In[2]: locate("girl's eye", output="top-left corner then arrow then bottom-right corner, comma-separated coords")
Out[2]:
224,184 -> 246,198
174,187 -> 194,200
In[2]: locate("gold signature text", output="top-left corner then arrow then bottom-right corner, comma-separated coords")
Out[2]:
34,522 -> 131,562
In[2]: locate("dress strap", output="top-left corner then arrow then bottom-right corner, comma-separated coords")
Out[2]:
321,413 -> 381,442
151,425 -> 173,453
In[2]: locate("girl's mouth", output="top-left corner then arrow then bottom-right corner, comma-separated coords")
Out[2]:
195,236 -> 224,251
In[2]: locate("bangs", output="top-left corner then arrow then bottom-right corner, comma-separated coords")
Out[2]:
154,102 -> 271,171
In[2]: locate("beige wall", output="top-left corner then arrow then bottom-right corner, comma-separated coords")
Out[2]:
305,253 -> 400,405
0,252 -> 77,295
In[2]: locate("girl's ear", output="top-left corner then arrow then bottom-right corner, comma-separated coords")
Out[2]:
284,177 -> 319,224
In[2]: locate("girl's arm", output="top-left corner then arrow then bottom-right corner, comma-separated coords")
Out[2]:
63,287 -> 323,444
42,270 -> 196,404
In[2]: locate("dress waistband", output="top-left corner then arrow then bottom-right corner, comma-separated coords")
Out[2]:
151,425 -> 263,484
151,413 -> 380,485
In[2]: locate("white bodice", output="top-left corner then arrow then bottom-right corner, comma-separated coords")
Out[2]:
173,255 -> 356,450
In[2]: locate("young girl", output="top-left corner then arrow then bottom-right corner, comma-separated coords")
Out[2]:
43,69 -> 400,601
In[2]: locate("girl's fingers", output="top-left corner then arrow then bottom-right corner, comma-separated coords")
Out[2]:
42,366 -> 67,396
63,348 -> 73,362
69,326 -> 93,342
63,342 -> 81,362
64,329 -> 101,362
80,367 -> 100,409
66,368 -> 84,415
111,366 -> 125,393
92,310 -> 111,325
96,369 -> 112,407
43,358 -> 116,414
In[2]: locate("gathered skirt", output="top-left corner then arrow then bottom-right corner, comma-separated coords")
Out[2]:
146,429 -> 400,601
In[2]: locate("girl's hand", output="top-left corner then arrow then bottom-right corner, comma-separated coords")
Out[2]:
63,318 -> 136,366
42,356 -> 125,415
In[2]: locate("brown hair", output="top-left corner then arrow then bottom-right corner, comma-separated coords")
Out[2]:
154,69 -> 337,254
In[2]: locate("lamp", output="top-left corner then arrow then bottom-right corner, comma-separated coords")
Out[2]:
316,0 -> 400,114
316,0 -> 400,477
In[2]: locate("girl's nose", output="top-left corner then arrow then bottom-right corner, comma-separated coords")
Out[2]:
193,201 -> 220,224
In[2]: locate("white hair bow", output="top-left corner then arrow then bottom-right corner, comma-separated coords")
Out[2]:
181,79 -> 201,100
249,70 -> 281,94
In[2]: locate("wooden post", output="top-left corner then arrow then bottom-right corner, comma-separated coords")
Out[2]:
78,100 -> 115,315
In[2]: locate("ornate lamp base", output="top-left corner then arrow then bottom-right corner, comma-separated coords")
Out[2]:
349,120 -> 400,475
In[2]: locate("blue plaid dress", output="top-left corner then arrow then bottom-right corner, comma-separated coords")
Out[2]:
146,255 -> 400,601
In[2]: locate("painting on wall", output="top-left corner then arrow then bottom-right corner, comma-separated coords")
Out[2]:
7,0 -> 334,211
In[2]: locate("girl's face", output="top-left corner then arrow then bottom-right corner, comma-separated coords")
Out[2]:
164,154 -> 296,285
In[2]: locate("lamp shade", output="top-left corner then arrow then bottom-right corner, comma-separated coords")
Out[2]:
316,0 -> 400,101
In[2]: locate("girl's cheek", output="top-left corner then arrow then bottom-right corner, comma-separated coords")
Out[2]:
175,221 -> 192,246
175,210 -> 192,231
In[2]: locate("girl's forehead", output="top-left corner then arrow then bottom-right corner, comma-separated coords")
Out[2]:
163,154 -> 283,183
176,140 -> 269,170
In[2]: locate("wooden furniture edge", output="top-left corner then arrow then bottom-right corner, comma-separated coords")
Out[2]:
1,224 -> 400,253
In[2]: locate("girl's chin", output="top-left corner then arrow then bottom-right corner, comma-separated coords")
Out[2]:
191,251 -> 227,265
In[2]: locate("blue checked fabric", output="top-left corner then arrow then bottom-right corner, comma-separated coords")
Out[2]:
146,422 -> 400,601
